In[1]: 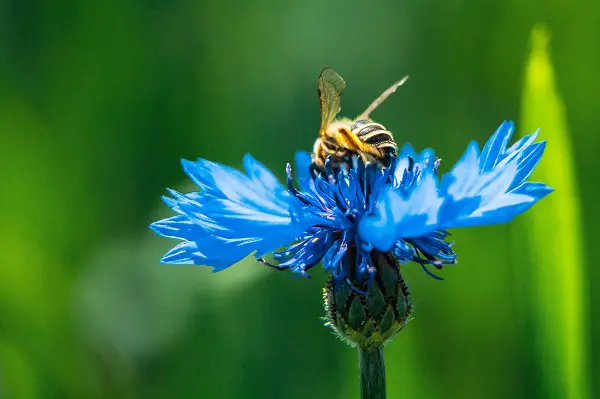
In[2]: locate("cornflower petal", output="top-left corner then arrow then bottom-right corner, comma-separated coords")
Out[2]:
150,155 -> 319,271
439,121 -> 553,229
358,170 -> 443,251
294,150 -> 315,192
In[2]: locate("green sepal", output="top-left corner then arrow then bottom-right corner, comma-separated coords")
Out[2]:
336,313 -> 348,332
378,305 -> 394,335
334,282 -> 352,317
366,281 -> 386,321
361,320 -> 376,337
348,296 -> 366,330
380,263 -> 397,296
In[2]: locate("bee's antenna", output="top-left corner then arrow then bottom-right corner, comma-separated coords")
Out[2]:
357,76 -> 409,120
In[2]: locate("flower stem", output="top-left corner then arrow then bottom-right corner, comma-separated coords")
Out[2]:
359,346 -> 386,399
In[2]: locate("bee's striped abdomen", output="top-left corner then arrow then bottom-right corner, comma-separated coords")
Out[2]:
351,119 -> 397,156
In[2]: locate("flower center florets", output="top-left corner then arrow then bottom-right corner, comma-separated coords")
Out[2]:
259,154 -> 456,285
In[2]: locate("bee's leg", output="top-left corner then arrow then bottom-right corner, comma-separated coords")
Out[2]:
335,128 -> 362,153
337,128 -> 381,158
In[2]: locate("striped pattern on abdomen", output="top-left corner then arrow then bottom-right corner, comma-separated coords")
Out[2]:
351,119 -> 397,155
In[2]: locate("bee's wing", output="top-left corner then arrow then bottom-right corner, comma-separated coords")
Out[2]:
317,67 -> 346,134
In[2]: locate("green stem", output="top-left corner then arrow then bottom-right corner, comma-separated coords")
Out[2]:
359,346 -> 386,399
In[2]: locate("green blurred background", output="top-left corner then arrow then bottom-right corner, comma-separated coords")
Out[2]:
1,1 -> 598,398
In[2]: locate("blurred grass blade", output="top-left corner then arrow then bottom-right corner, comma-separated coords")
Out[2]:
519,25 -> 589,399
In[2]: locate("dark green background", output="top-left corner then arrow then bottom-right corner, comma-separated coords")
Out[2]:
0,1 -> 598,398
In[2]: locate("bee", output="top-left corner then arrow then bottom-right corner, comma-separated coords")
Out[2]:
312,67 -> 408,171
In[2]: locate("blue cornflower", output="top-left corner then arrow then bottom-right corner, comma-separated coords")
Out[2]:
150,121 -> 552,285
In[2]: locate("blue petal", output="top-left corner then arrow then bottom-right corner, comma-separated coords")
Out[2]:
394,144 -> 417,182
441,141 -> 480,198
243,153 -> 288,204
440,122 -> 551,229
479,120 -> 513,172
511,181 -> 554,199
359,171 -> 443,251
509,141 -> 546,190
160,241 -> 200,265
150,215 -> 197,240
505,130 -> 538,157
445,193 -> 535,228
151,155 -> 319,271
394,144 -> 437,184
294,150 -> 314,192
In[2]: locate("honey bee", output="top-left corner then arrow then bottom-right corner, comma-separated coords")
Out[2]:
312,67 -> 408,171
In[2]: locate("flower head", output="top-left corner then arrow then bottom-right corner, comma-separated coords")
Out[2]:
151,121 -> 551,284
151,120 -> 551,348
